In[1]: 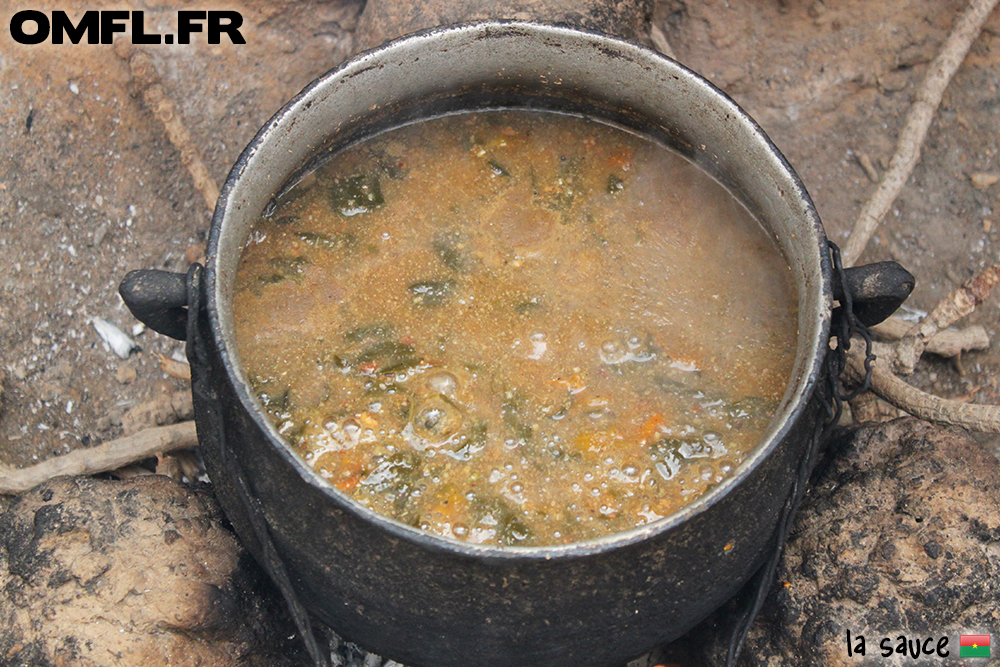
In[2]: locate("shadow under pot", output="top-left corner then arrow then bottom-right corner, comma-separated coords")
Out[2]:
119,21 -> 913,667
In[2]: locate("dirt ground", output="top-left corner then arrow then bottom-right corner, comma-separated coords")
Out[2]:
0,0 -> 362,474
1,0 -> 998,528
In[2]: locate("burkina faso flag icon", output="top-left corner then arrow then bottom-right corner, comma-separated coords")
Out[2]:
960,635 -> 991,658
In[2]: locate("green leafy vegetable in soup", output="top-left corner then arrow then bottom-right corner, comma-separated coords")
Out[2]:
232,110 -> 798,547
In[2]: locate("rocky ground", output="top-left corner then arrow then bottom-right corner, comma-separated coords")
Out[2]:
741,419 -> 1000,667
0,475 -> 309,667
651,418 -> 1000,667
2,0 -> 999,665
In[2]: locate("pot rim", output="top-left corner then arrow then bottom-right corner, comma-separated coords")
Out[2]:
206,19 -> 833,559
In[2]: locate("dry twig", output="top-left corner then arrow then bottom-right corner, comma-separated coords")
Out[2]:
158,353 -> 193,381
114,40 -> 220,212
120,389 -> 194,436
908,264 -> 1000,340
840,0 -> 1000,266
846,346 -> 1000,433
848,264 -> 1000,429
869,320 -> 990,374
0,422 -> 198,495
868,332 -> 988,375
855,264 -> 1000,382
847,392 -> 902,423
856,152 -> 880,183
872,316 -> 990,358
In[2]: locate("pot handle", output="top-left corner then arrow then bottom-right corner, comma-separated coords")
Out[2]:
833,261 -> 914,327
119,262 -> 915,334
119,269 -> 191,341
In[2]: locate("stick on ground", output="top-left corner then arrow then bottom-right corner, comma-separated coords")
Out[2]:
0,422 -> 198,495
874,264 -> 1000,375
114,40 -> 220,212
909,264 -> 1000,340
846,346 -> 1000,433
840,0 -> 1000,266
872,317 -> 991,358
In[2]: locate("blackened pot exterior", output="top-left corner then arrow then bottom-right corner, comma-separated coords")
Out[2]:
199,22 -> 833,667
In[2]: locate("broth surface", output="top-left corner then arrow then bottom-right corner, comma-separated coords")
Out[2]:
232,110 -> 798,546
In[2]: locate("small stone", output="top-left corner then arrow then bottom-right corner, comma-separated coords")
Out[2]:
971,172 -> 999,190
896,41 -> 937,68
93,317 -> 140,358
117,364 -> 138,385
92,223 -> 109,247
877,70 -> 909,93
120,388 -> 193,436
43,360 -> 74,382
857,152 -> 879,183
985,219 -> 993,233
35,381 -> 63,403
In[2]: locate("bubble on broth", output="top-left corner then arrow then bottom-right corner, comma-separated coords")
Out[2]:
232,109 -> 798,546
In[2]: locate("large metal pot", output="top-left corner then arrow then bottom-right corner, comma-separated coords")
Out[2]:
120,22 -> 912,667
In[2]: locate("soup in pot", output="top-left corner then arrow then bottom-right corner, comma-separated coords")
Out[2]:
232,109 -> 798,547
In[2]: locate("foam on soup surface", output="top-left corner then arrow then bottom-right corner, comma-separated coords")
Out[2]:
232,110 -> 797,547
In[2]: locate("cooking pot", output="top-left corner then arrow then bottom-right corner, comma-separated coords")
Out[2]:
119,22 -> 913,667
